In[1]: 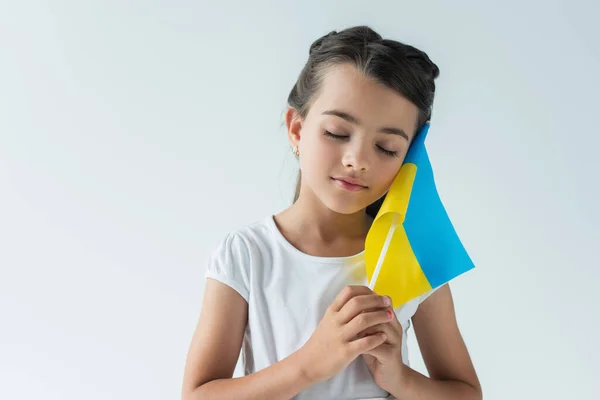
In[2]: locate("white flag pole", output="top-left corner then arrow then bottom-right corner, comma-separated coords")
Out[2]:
368,213 -> 400,290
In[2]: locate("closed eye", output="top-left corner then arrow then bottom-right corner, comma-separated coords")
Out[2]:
324,130 -> 398,157
324,131 -> 348,140
377,146 -> 398,157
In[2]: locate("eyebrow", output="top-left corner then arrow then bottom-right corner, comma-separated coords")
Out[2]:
321,109 -> 409,140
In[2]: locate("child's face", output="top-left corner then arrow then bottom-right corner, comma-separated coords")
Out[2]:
290,63 -> 420,215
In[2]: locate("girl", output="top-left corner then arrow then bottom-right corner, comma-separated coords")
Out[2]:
182,26 -> 481,400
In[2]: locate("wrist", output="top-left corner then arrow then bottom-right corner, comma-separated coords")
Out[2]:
389,363 -> 414,399
291,347 -> 321,386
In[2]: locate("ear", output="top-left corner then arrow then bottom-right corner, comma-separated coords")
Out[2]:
285,107 -> 303,150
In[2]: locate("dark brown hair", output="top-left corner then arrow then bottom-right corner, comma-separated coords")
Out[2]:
287,25 -> 440,216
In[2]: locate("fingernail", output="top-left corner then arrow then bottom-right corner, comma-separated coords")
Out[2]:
383,296 -> 391,306
386,310 -> 393,319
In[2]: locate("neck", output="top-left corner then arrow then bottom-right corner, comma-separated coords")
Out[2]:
282,192 -> 372,244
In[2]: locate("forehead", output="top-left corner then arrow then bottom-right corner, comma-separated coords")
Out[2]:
308,63 -> 419,135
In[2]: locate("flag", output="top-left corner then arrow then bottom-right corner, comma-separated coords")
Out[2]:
365,122 -> 475,308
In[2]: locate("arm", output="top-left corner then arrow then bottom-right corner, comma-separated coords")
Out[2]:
390,284 -> 482,400
181,278 -> 315,400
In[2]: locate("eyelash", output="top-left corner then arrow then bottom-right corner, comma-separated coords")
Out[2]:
324,131 -> 398,157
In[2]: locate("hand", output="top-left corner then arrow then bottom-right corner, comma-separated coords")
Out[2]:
297,285 -> 394,384
360,301 -> 408,395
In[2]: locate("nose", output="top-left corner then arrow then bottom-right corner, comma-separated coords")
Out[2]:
341,141 -> 370,172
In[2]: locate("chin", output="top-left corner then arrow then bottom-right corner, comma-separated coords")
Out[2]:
321,195 -> 372,215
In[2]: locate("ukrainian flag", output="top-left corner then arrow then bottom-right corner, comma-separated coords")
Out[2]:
365,122 -> 475,308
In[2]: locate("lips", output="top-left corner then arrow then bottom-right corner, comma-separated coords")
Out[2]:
332,176 -> 367,187
332,177 -> 368,192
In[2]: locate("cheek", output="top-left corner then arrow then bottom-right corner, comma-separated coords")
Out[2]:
304,135 -> 337,164
299,135 -> 334,177
375,163 -> 402,189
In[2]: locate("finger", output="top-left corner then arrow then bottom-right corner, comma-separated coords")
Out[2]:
357,321 -> 401,345
363,342 -> 394,359
358,295 -> 393,315
386,306 -> 405,333
343,309 -> 392,340
348,332 -> 387,357
364,306 -> 403,332
330,285 -> 373,312
337,294 -> 390,324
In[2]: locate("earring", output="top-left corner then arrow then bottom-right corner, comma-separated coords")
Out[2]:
292,146 -> 299,156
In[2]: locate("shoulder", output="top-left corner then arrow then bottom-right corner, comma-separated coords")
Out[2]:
412,283 -> 457,328
204,216 -> 277,301
393,285 -> 441,323
212,216 -> 276,259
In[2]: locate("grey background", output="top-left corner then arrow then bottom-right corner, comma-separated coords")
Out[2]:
1,1 -> 598,399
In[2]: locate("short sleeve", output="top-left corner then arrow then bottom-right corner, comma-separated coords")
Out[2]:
204,232 -> 251,302
418,284 -> 442,304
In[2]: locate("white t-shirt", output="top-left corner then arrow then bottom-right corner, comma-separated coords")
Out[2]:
204,215 -> 437,400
